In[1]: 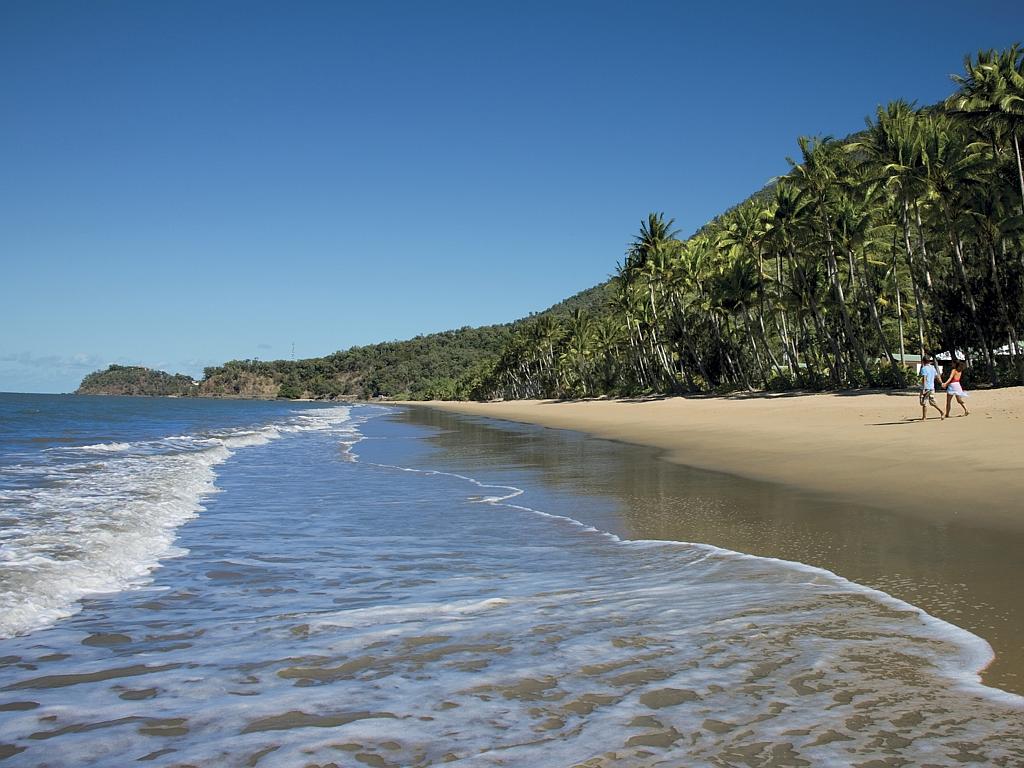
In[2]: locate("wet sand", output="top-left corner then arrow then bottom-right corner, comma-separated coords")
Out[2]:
411,390 -> 1024,532
396,403 -> 1024,695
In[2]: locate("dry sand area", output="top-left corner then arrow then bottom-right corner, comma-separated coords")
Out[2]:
417,387 -> 1024,533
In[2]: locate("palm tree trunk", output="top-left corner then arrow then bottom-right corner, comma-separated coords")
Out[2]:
798,313 -> 825,384
847,244 -> 894,374
807,296 -> 842,386
888,232 -> 906,368
770,253 -> 795,375
826,234 -> 873,384
946,222 -> 997,384
998,239 -> 1024,381
668,294 -> 708,388
772,314 -> 802,384
722,315 -> 753,391
1014,131 -> 1024,216
624,313 -> 648,389
645,287 -> 667,385
912,201 -> 937,293
636,324 -> 655,390
778,312 -> 796,373
742,309 -> 771,387
707,305 -> 738,387
902,200 -> 927,353
755,310 -> 781,370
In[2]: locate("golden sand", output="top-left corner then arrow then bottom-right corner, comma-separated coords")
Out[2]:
412,388 -> 1024,532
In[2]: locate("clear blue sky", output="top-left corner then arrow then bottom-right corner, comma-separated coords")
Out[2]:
1,1 -> 1018,392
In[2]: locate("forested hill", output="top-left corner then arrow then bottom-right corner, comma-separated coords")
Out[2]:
79,46 -> 1024,402
77,366 -> 199,397
75,282 -> 615,400
475,46 -> 1024,399
200,324 -> 512,400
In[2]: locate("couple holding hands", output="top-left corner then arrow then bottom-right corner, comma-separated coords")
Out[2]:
919,356 -> 969,420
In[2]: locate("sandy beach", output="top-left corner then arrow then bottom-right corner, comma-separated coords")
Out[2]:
404,391 -> 1024,692
412,388 -> 1024,533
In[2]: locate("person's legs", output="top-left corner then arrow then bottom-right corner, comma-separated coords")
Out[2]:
945,392 -> 953,417
956,395 -> 969,416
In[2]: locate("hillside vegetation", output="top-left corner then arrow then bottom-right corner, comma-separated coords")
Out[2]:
200,324 -> 512,400
476,46 -> 1024,399
77,284 -> 614,400
77,365 -> 198,397
79,46 -> 1024,401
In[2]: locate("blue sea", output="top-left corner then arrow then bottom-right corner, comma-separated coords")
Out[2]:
0,393 -> 1021,767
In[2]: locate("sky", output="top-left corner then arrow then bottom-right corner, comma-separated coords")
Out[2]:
1,1 -> 1019,393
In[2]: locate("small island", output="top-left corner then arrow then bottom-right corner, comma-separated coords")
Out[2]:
76,364 -> 200,397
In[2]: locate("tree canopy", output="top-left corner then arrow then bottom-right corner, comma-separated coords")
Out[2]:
79,46 -> 1024,403
475,45 -> 1024,400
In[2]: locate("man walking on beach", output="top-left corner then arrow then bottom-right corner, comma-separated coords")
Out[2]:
919,355 -> 945,421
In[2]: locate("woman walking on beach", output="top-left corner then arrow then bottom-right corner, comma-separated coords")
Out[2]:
942,360 -> 970,417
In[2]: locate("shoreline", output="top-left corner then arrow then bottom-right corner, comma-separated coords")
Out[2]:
399,394 -> 1024,693
405,388 -> 1024,533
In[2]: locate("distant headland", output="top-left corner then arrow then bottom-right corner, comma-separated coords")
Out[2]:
77,365 -> 201,397
75,284 -> 608,400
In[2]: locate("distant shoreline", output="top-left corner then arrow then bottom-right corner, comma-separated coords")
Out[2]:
406,388 -> 1024,534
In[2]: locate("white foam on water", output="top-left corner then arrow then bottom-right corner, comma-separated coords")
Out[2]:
1,408 -> 1020,767
309,596 -> 512,631
630,538 -> 1014,705
0,405 -> 355,638
64,442 -> 133,453
358,450 -> 1022,711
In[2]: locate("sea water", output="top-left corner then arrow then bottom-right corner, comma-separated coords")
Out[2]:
0,393 -> 1020,767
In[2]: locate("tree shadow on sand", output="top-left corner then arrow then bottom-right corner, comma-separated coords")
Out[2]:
539,388 -> 917,405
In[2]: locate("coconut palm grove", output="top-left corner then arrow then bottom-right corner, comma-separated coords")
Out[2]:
78,45 -> 1024,401
479,45 -> 1024,400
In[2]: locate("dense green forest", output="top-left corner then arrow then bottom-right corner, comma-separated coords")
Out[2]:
201,325 -> 512,400
476,46 -> 1024,399
197,283 -> 614,399
76,284 -> 611,399
79,47 -> 1024,402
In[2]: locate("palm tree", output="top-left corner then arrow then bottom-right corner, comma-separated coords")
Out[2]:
790,136 -> 873,383
563,308 -> 595,397
833,175 -> 901,375
621,213 -> 685,391
716,248 -> 769,387
659,239 -> 712,387
625,213 -> 680,275
762,178 -> 812,379
612,267 -> 654,391
480,45 -> 1024,398
947,45 -> 1024,213
962,173 -> 1024,380
850,101 -> 939,356
592,315 -> 626,391
717,201 -> 782,373
919,114 -> 998,379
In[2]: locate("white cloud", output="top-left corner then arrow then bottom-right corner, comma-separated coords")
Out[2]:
0,351 -> 109,371
0,351 -> 123,393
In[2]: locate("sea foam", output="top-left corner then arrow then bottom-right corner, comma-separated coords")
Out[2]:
0,405 -> 354,637
0,404 -> 1021,767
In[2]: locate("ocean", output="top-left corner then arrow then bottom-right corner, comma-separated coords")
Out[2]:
0,393 -> 1021,767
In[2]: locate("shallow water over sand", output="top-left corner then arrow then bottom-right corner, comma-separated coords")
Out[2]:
399,407 -> 1024,696
0,401 -> 1021,766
